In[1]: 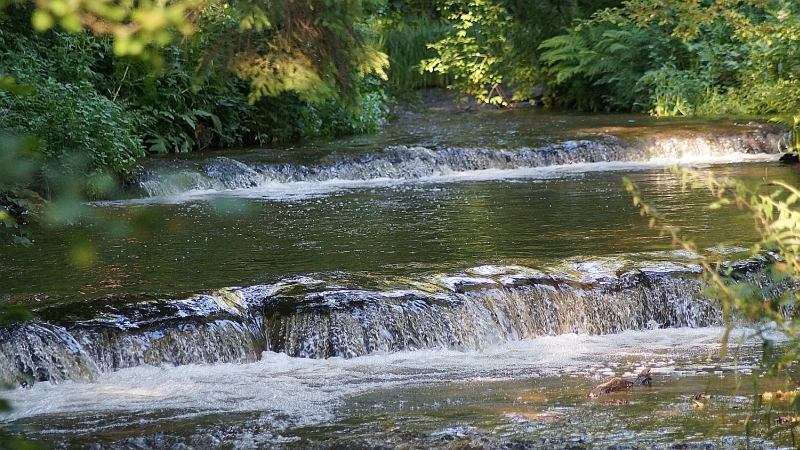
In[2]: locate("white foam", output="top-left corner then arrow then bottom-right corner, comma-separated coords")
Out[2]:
107,153 -> 780,205
1,326 -> 769,425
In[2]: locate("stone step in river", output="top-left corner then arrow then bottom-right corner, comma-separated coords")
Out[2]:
137,118 -> 784,197
1,255 -> 785,387
1,112 -> 797,449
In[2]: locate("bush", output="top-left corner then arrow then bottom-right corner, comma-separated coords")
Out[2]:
0,10 -> 144,198
540,19 -> 686,112
1,78 -> 143,197
541,0 -> 800,115
302,77 -> 388,139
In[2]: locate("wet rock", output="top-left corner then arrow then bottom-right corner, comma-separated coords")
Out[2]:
691,392 -> 710,409
761,389 -> 798,402
203,156 -> 263,188
779,151 -> 799,164
589,378 -> 634,398
0,322 -> 100,386
588,367 -> 651,398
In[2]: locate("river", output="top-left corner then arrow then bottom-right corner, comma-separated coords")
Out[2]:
1,108 -> 798,448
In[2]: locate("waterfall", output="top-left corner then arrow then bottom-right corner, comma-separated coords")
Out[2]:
137,126 -> 785,197
260,269 -> 719,358
0,259 -> 770,387
0,322 -> 100,387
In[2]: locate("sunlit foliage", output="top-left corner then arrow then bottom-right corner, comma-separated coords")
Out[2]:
409,0 -> 623,106
0,0 -> 199,59
541,0 -> 800,115
231,0 -> 388,105
421,0 -> 514,105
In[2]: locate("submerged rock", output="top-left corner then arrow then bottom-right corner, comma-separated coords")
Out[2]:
588,367 -> 652,398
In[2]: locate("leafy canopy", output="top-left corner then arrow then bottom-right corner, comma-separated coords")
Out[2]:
1,0 -> 388,103
0,0 -> 199,58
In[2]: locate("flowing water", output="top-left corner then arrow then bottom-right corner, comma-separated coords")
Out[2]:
1,108 -> 799,448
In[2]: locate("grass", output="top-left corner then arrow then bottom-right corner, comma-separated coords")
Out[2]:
380,17 -> 452,99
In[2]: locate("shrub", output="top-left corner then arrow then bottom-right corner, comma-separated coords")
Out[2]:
302,77 -> 389,139
541,0 -> 800,115
1,77 -> 143,196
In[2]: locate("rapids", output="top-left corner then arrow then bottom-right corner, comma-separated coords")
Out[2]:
1,109 -> 798,448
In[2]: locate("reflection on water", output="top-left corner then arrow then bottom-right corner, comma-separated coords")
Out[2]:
177,110 -> 776,162
1,162 -> 795,306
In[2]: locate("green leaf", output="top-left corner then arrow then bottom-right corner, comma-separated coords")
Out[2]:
182,115 -> 196,129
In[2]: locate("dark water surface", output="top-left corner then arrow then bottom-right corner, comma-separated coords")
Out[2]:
1,162 -> 793,306
160,110 -> 770,163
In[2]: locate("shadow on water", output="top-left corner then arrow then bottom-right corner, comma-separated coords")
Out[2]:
1,162 -> 794,306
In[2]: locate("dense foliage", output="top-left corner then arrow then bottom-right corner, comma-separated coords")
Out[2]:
540,0 -> 800,114
407,0 -> 799,115
420,0 -> 515,105
375,0 -> 619,104
0,0 -> 389,242
0,1 -> 389,150
409,0 -> 621,106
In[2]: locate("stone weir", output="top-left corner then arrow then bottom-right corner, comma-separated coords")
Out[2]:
137,125 -> 785,197
0,258 -> 784,387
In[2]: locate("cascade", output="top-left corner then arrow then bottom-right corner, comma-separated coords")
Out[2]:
0,322 -> 100,387
0,259 -> 773,387
138,125 -> 784,197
